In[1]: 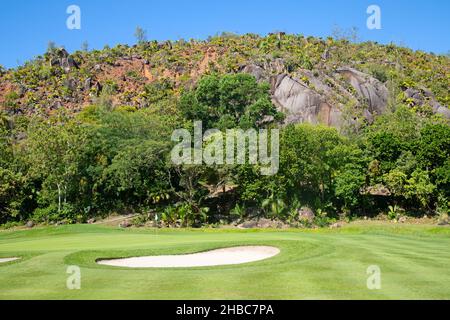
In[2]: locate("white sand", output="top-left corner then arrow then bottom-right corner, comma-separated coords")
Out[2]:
0,257 -> 20,263
97,246 -> 280,268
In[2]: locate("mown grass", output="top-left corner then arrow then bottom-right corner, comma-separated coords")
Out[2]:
0,223 -> 449,300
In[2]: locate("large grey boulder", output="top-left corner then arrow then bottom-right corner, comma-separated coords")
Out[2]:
241,59 -> 286,82
241,63 -> 385,128
240,64 -> 268,82
335,67 -> 388,116
436,106 -> 450,118
403,87 -> 450,119
271,74 -> 342,127
241,61 -> 448,129
264,58 -> 287,74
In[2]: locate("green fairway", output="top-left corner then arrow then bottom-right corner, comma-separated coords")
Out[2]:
0,223 -> 450,300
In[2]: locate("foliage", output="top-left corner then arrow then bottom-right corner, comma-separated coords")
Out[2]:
179,73 -> 283,129
262,196 -> 287,219
387,205 -> 403,220
1,33 -> 449,226
134,26 -> 147,44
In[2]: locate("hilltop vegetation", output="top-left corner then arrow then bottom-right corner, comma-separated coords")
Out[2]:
1,32 -> 449,116
0,33 -> 449,227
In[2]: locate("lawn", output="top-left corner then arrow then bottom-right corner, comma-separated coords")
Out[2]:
0,222 -> 449,300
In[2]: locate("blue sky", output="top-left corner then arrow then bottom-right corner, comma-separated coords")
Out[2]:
0,0 -> 449,68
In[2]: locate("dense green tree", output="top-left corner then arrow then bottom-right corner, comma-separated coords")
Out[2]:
25,116 -> 86,220
179,74 -> 283,130
235,124 -> 367,215
416,123 -> 450,171
104,141 -> 171,207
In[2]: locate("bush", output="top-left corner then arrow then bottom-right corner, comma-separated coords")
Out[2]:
369,66 -> 388,83
31,204 -> 59,223
3,91 -> 20,111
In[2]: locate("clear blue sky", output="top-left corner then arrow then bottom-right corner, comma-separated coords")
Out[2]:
0,0 -> 449,68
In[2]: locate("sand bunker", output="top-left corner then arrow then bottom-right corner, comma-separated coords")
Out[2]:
0,257 -> 20,263
97,246 -> 280,268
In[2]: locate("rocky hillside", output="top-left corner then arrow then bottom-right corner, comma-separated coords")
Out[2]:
1,33 -> 449,128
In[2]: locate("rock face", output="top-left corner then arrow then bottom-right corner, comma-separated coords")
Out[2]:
242,61 -> 449,129
404,87 -> 450,118
241,64 -> 268,82
272,74 -> 343,127
242,62 -> 388,128
335,67 -> 388,116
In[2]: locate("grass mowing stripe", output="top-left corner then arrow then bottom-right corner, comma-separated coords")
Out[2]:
0,223 -> 449,299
